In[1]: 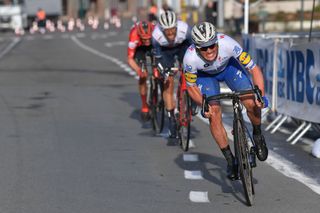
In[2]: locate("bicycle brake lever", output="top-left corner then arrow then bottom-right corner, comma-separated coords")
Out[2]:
254,85 -> 264,105
201,94 -> 208,118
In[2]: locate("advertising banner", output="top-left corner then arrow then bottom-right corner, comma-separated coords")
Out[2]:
243,35 -> 320,123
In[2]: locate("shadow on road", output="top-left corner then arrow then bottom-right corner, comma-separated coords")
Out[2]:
174,152 -> 259,205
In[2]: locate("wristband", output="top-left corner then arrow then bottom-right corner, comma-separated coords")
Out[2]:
262,96 -> 269,108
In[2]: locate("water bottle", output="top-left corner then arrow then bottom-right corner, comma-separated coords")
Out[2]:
249,147 -> 257,168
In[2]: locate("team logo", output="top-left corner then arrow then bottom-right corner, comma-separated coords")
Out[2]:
239,52 -> 251,65
185,64 -> 193,72
128,42 -> 137,49
185,72 -> 197,83
233,46 -> 242,55
204,63 -> 210,68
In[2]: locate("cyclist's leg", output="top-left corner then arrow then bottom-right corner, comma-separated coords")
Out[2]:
223,58 -> 268,161
134,46 -> 150,119
159,48 -> 176,137
197,73 -> 237,179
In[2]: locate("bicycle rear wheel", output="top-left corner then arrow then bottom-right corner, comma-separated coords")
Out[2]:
178,90 -> 191,151
234,118 -> 254,206
150,79 -> 165,134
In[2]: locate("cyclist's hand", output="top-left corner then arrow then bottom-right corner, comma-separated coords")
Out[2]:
204,105 -> 214,118
137,69 -> 147,78
255,96 -> 269,108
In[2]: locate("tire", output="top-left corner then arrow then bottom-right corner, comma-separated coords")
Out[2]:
150,80 -> 165,134
234,118 -> 254,206
178,90 -> 191,151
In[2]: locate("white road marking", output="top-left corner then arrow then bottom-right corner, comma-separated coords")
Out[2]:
183,154 -> 199,162
105,41 -> 126,47
189,191 -> 210,203
0,37 -> 21,59
43,35 -> 53,40
184,170 -> 203,180
189,139 -> 196,148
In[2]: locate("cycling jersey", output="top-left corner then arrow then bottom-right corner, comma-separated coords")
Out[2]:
152,20 -> 192,69
127,23 -> 155,59
183,33 -> 255,97
183,33 -> 256,86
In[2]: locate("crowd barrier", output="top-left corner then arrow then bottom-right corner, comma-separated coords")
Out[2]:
243,33 -> 320,149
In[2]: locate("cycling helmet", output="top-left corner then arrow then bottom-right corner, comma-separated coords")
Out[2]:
159,11 -> 177,29
137,21 -> 153,39
191,22 -> 217,48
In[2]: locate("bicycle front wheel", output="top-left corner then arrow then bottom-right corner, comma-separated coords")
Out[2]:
178,90 -> 191,151
234,118 -> 254,206
151,80 -> 165,134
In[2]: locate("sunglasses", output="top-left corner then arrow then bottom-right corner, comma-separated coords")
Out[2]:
199,43 -> 217,51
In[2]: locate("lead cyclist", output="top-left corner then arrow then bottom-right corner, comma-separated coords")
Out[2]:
183,22 -> 269,180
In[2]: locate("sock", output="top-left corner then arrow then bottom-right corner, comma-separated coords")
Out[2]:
221,145 -> 234,166
167,109 -> 175,120
253,124 -> 261,135
141,94 -> 147,109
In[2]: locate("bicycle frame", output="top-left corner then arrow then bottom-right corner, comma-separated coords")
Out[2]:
176,67 -> 192,127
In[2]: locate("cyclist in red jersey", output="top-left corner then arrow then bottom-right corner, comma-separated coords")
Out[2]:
127,21 -> 155,121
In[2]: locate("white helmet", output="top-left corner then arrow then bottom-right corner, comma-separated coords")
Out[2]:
191,22 -> 217,48
159,11 -> 177,29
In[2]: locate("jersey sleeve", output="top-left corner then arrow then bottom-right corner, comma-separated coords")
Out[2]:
183,47 -> 198,87
226,35 -> 256,70
127,27 -> 139,59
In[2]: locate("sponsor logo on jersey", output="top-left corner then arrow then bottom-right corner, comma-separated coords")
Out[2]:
185,72 -> 197,83
185,64 -> 193,72
188,46 -> 195,51
233,46 -> 242,55
219,35 -> 225,39
128,41 -> 137,49
239,52 -> 251,65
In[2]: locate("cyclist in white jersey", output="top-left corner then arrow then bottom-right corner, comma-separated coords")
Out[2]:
152,11 -> 192,138
183,22 -> 268,180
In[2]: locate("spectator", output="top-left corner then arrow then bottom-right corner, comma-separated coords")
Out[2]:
232,0 -> 244,35
148,0 -> 158,22
36,8 -> 46,34
162,2 -> 173,12
205,0 -> 217,26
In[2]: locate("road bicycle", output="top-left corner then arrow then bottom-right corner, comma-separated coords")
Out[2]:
159,63 -> 193,151
140,56 -> 165,134
201,85 -> 264,206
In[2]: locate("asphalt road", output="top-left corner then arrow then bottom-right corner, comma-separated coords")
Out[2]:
0,28 -> 319,213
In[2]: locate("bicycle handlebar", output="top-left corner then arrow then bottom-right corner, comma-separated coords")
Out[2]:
201,86 -> 264,118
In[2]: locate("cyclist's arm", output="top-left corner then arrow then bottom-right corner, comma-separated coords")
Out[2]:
187,85 -> 203,106
183,51 -> 203,106
248,65 -> 265,96
127,29 -> 142,76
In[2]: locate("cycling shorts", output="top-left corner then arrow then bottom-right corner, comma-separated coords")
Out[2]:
196,57 -> 252,98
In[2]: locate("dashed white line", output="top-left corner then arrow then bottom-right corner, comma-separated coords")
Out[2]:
183,154 -> 199,162
184,170 -> 203,180
189,191 -> 210,203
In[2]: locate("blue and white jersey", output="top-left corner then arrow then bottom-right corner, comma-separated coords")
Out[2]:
183,33 -> 256,86
152,20 -> 192,58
